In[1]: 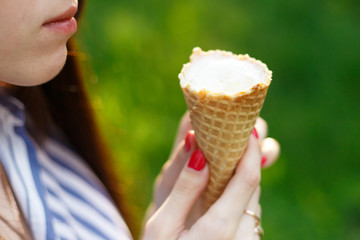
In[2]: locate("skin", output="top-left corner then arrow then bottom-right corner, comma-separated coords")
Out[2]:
0,0 -> 78,86
0,0 -> 280,238
144,114 -> 280,239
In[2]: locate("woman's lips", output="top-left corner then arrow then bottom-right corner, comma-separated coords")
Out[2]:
43,5 -> 78,34
43,18 -> 77,34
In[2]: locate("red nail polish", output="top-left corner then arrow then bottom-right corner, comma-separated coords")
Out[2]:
261,156 -> 267,167
252,128 -> 259,139
184,132 -> 192,152
188,150 -> 206,171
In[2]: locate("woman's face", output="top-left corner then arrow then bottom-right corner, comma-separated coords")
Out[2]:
0,0 -> 78,86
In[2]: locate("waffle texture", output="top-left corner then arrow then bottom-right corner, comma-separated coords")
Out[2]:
179,48 -> 272,211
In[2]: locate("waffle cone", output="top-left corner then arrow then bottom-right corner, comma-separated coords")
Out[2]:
179,48 -> 272,211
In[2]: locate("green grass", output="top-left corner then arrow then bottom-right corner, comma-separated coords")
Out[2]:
76,0 -> 360,239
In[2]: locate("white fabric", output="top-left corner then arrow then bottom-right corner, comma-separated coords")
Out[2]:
0,94 -> 132,240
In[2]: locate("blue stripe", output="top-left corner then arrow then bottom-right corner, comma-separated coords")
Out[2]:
41,166 -> 114,224
50,209 -> 68,224
45,148 -> 109,197
50,210 -> 81,240
47,188 -> 110,240
14,126 -> 56,239
71,213 -> 110,240
44,189 -> 81,239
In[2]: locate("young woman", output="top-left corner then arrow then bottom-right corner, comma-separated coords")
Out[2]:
0,0 -> 280,239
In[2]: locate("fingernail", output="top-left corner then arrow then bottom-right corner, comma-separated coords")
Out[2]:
261,156 -> 267,167
252,128 -> 259,139
188,150 -> 206,171
184,131 -> 192,152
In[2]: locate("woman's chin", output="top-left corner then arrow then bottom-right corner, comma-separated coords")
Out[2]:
3,47 -> 68,87
30,46 -> 68,86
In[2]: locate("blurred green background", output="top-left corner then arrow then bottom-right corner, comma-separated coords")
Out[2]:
76,0 -> 360,239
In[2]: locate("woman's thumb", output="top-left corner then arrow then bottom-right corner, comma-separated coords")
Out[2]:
145,150 -> 208,239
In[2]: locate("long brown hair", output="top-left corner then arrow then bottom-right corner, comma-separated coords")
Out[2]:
13,0 -> 136,236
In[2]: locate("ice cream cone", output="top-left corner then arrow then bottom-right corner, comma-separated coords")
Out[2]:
179,47 -> 272,211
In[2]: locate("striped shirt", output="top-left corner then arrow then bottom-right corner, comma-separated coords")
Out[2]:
0,93 -> 132,240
